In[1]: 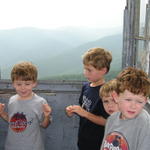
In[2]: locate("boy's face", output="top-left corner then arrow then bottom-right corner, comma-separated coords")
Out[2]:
114,90 -> 147,120
13,80 -> 37,100
102,96 -> 119,115
83,65 -> 106,82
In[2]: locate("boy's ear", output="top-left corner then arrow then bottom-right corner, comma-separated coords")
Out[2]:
101,67 -> 107,74
111,91 -> 118,103
33,82 -> 37,87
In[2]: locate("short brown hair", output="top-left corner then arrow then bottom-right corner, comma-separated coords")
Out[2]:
100,79 -> 117,98
11,61 -> 38,82
116,67 -> 150,97
82,47 -> 112,73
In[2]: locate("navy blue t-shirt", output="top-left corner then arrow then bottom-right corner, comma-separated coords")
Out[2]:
78,82 -> 109,150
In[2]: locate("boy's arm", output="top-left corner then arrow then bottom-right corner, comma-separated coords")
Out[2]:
71,105 -> 106,126
0,103 -> 9,122
40,104 -> 52,128
40,115 -> 52,128
0,112 -> 9,122
84,111 -> 106,126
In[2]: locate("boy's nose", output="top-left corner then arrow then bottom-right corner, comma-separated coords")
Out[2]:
108,101 -> 114,107
83,71 -> 89,78
83,70 -> 87,75
21,85 -> 25,89
130,101 -> 137,109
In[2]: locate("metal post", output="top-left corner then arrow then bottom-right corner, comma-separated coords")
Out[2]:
122,0 -> 141,69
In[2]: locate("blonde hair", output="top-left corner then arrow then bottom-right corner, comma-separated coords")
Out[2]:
100,79 -> 117,98
11,61 -> 38,82
82,47 -> 112,73
116,67 -> 150,97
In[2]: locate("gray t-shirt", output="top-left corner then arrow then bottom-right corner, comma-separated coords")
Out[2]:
5,94 -> 47,150
101,110 -> 150,150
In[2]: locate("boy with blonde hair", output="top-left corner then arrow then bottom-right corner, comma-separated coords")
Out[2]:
100,79 -> 119,115
101,67 -> 150,150
0,61 -> 52,150
66,47 -> 112,150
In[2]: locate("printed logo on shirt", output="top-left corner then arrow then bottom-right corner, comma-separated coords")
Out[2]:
101,131 -> 129,150
82,95 -> 92,111
10,112 -> 33,133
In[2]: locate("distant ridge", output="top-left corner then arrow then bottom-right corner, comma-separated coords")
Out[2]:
0,27 -> 122,79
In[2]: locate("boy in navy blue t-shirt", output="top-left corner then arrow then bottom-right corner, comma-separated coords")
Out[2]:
66,47 -> 112,150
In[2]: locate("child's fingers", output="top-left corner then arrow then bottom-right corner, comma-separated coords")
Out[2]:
66,106 -> 71,111
0,103 -> 5,114
0,103 -> 5,109
66,105 -> 74,110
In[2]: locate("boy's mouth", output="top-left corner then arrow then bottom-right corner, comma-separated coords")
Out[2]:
108,109 -> 114,114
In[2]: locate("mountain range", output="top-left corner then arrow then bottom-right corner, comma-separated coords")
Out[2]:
0,27 -> 123,79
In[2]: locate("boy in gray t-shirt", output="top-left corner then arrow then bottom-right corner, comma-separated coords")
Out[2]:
101,67 -> 150,150
0,61 -> 52,150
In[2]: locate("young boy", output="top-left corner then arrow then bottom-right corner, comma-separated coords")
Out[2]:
0,61 -> 52,150
101,67 -> 150,150
66,47 -> 112,150
99,79 -> 119,115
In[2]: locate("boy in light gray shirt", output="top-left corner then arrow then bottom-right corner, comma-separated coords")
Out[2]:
0,62 -> 52,150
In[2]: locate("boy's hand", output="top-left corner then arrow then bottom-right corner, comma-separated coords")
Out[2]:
41,104 -> 52,128
43,104 -> 52,117
66,105 -> 74,117
66,105 -> 87,117
0,103 -> 5,115
71,105 -> 87,117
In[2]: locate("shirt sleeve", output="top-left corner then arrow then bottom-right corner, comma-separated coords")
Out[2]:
136,115 -> 150,150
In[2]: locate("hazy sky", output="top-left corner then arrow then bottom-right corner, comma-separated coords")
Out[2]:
0,0 -> 126,29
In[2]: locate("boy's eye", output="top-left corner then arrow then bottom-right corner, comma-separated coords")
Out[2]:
125,99 -> 145,105
125,99 -> 132,102
136,100 -> 144,104
103,100 -> 109,104
16,83 -> 22,85
25,83 -> 30,85
84,68 -> 92,72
